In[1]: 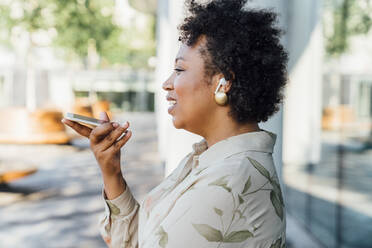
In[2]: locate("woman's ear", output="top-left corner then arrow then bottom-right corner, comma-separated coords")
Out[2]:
225,71 -> 236,93
223,78 -> 232,93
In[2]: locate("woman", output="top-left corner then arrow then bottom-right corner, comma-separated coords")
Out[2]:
62,0 -> 288,247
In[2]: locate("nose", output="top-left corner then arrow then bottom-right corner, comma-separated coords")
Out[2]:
162,73 -> 175,91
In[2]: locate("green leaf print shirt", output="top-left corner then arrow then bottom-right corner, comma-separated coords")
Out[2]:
98,129 -> 286,248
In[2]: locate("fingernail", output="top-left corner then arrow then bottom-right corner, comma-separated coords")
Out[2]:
61,118 -> 66,123
112,122 -> 119,128
122,121 -> 129,128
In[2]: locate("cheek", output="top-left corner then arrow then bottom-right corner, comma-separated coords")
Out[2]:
175,77 -> 200,98
173,78 -> 190,102
175,79 -> 212,113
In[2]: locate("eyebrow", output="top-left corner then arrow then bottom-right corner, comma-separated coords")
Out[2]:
175,57 -> 186,63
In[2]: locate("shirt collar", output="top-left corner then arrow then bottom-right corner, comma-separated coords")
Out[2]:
191,129 -> 276,168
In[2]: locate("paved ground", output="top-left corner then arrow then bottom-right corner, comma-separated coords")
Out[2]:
0,112 -> 164,248
0,112 -> 321,248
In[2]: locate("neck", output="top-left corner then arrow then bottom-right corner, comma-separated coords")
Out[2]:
200,113 -> 260,148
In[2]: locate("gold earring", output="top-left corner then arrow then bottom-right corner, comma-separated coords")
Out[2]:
214,78 -> 228,106
215,92 -> 228,105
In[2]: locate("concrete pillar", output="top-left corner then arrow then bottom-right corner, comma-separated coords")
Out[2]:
0,70 -> 11,107
12,68 -> 27,107
35,69 -> 50,108
48,70 -> 75,112
282,0 -> 323,166
247,0 -> 289,180
155,0 -> 203,177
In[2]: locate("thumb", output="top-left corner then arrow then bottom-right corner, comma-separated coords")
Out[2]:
99,111 -> 110,122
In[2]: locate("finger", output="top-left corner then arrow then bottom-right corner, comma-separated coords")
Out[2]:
90,122 -> 118,144
109,130 -> 132,153
99,122 -> 130,151
99,111 -> 110,122
62,118 -> 92,138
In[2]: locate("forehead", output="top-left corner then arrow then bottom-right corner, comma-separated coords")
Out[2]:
176,37 -> 207,63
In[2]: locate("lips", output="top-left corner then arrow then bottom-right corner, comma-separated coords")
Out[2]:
166,96 -> 177,114
166,96 -> 177,106
166,95 -> 177,102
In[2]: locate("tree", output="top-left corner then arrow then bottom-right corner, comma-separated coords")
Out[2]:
0,0 -> 156,112
0,0 -> 156,69
324,0 -> 372,57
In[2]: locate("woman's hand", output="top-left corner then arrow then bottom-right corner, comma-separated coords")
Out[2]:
62,112 -> 132,179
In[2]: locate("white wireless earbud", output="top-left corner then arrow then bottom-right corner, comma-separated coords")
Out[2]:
214,78 -> 228,106
214,78 -> 227,94
220,78 -> 227,86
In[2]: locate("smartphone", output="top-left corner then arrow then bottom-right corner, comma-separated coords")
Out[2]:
64,112 -> 128,141
65,113 -> 106,126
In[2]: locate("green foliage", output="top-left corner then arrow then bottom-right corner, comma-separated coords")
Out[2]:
325,0 -> 372,57
99,15 -> 156,69
0,0 -> 52,31
0,0 -> 52,46
0,0 -> 155,68
53,0 -> 119,59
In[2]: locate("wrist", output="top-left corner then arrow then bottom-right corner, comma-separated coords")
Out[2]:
103,173 -> 127,200
102,170 -> 123,181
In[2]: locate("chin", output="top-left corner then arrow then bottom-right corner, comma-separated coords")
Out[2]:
172,117 -> 183,129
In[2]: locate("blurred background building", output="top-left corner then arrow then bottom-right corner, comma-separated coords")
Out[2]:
0,0 -> 371,247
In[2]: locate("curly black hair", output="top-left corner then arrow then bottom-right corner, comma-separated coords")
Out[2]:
178,0 -> 288,123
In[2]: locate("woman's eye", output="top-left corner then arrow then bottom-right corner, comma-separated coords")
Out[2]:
174,68 -> 184,75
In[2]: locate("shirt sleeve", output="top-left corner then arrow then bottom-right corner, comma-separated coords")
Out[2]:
98,184 -> 140,248
153,157 -> 286,248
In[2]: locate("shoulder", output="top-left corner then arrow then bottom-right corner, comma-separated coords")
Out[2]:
193,151 -> 277,193
197,150 -> 275,177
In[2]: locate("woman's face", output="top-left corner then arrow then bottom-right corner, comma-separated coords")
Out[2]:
162,39 -> 217,133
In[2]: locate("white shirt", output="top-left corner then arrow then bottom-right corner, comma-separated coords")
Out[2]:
99,129 -> 286,248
